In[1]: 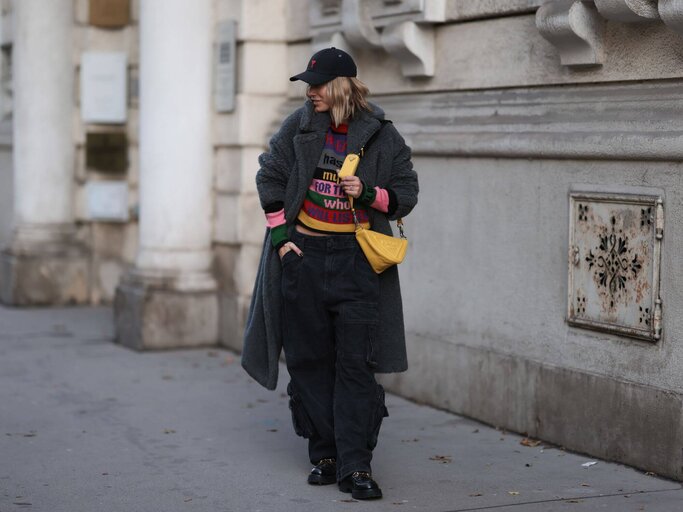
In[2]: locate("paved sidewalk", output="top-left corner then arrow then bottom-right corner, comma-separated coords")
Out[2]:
0,305 -> 681,512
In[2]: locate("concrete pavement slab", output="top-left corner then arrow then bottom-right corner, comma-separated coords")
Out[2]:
1,305 -> 681,512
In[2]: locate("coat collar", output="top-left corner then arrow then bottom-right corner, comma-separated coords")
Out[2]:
298,100 -> 386,154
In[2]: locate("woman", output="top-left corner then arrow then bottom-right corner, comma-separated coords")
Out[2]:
242,47 -> 418,500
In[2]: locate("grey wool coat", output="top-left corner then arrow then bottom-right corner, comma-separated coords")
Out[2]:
241,99 -> 419,390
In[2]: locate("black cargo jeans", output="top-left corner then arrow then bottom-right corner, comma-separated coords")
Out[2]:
281,229 -> 389,482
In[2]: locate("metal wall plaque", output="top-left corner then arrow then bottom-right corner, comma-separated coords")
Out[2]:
89,0 -> 130,28
214,20 -> 236,113
81,52 -> 128,124
568,192 -> 663,341
86,132 -> 128,173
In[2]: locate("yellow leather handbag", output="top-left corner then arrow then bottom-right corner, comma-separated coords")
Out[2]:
340,120 -> 408,273
352,205 -> 408,274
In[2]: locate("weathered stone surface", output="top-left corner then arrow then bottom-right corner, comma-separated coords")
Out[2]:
214,193 -> 239,244
380,333 -> 683,481
214,146 -> 261,194
213,95 -> 284,146
0,148 -> 13,250
219,291 -> 251,352
92,259 -> 124,304
213,244 -> 240,295
238,193 -> 265,245
536,0 -> 605,67
342,15 -> 683,96
114,281 -> 219,350
366,81 -> 683,160
445,0 -> 543,21
0,247 -> 90,306
235,242 -> 262,297
237,42 -> 288,95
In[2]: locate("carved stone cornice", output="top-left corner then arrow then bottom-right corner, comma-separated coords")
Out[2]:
310,0 -> 444,78
536,0 -> 605,67
659,0 -> 683,34
594,0 -> 659,22
537,0 -> 683,67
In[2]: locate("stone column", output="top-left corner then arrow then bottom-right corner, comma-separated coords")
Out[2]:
0,0 -> 89,306
114,0 -> 218,349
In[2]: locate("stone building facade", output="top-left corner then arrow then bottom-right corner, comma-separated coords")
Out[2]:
1,0 -> 682,480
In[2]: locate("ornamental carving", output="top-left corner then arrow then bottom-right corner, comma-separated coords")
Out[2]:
568,192 -> 663,341
309,0 -> 445,78
536,0 -> 683,67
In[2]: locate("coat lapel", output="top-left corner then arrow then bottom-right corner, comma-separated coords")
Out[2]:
289,102 -> 328,221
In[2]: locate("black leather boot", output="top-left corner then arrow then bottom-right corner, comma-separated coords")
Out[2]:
338,471 -> 382,500
307,458 -> 337,485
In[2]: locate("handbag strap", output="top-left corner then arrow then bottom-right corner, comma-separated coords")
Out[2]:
346,120 -> 406,239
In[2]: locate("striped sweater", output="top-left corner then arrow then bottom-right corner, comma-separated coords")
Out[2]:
265,123 -> 395,250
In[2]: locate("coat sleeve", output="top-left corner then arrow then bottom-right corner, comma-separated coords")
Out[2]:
385,125 -> 419,220
255,110 -> 301,211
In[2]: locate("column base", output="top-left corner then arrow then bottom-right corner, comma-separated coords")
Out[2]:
114,275 -> 219,350
0,243 -> 90,306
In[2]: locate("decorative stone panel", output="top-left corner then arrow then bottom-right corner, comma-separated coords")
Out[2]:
567,192 -> 663,341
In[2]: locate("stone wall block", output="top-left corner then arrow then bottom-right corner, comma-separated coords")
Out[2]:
241,0 -> 287,41
286,0 -> 311,41
214,193 -> 239,244
287,44 -> 311,99
74,0 -> 88,24
213,244 -> 240,294
237,42 -> 288,95
216,0 -> 242,25
73,109 -> 85,145
215,146 -> 261,194
131,0 -> 140,23
219,292 -> 251,352
82,26 -> 128,52
235,242 -> 261,297
213,95 -> 284,146
92,223 -> 126,260
115,283 -> 219,350
92,259 -> 124,304
240,147 -> 261,194
74,184 -> 87,222
126,109 -> 139,144
127,144 -> 139,187
122,222 -> 138,264
238,193 -> 265,245
75,146 -> 87,182
536,0 -> 606,67
215,147 -> 242,193
1,249 -> 91,306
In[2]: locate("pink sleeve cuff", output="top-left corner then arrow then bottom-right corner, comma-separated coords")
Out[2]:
265,209 -> 286,228
370,187 -> 389,213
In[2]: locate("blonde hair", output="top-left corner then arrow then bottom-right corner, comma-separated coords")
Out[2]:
308,77 -> 371,127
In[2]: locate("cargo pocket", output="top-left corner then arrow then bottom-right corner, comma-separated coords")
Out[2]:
367,384 -> 389,450
287,382 -> 316,439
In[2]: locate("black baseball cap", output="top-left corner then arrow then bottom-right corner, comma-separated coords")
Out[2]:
289,47 -> 357,86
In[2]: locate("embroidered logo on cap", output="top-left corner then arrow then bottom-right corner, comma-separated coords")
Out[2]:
309,59 -> 317,69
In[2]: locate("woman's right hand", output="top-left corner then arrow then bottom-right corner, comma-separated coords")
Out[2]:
279,241 -> 303,260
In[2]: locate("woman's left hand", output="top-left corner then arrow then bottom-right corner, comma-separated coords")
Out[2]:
340,176 -> 363,199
